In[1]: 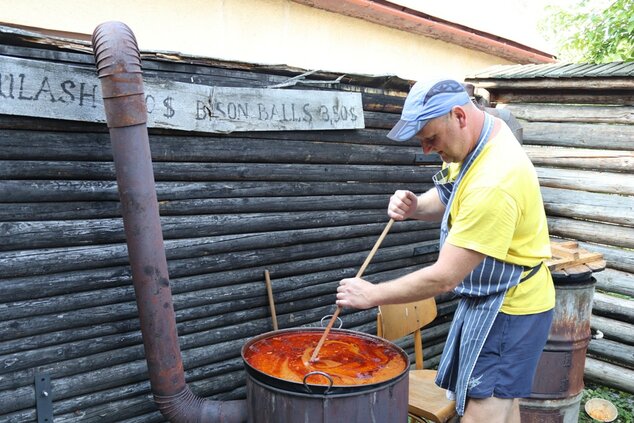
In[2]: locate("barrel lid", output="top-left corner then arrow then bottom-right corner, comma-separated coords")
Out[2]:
547,241 -> 606,283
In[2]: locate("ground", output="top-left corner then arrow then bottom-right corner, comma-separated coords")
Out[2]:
407,383 -> 634,422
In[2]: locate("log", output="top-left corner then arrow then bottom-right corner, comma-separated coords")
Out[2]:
110,386 -> 247,423
0,257 -> 439,395
4,368 -> 246,422
0,130 -> 422,164
0,209 -> 390,251
503,103 -> 634,124
0,254 -> 435,361
587,338 -> 634,369
0,338 -> 242,414
541,187 -> 634,226
0,239 -> 439,341
362,110 -> 399,129
585,356 -> 634,394
0,221 -> 435,283
491,91 -> 634,107
0,180 -> 432,203
0,251 -> 438,353
0,223 -> 435,298
187,126 -> 405,146
522,121 -> 633,150
361,91 -> 405,113
525,145 -> 634,173
591,315 -> 634,346
0,195 -> 395,221
0,160 -> 437,183
591,292 -> 634,322
536,167 -> 634,195
547,217 -> 634,250
0,201 -> 121,221
593,268 -> 634,298
0,311 -> 297,412
577,241 -> 634,274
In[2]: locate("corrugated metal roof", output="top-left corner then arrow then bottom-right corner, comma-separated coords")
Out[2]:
468,61 -> 634,79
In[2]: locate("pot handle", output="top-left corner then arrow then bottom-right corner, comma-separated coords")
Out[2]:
320,314 -> 343,329
303,371 -> 334,394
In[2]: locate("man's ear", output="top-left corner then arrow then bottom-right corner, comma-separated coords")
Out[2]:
451,105 -> 468,128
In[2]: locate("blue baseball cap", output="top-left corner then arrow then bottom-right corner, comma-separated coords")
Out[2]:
387,79 -> 471,142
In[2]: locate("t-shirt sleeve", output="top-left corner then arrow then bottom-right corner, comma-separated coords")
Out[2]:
445,186 -> 520,261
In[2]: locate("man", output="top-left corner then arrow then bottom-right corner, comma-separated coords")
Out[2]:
336,78 -> 555,423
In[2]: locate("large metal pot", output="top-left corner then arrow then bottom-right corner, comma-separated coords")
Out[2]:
242,327 -> 409,423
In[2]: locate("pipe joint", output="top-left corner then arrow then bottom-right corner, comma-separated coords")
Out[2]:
93,21 -> 147,128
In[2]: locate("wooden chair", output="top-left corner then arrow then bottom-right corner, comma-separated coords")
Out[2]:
377,298 -> 457,423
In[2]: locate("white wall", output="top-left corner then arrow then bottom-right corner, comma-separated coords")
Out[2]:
1,0 -> 514,81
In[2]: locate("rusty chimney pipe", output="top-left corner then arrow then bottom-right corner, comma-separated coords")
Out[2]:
92,21 -> 247,423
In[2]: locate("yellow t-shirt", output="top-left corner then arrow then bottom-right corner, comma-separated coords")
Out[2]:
444,123 -> 555,314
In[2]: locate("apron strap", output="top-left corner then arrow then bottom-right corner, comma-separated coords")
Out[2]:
520,262 -> 543,282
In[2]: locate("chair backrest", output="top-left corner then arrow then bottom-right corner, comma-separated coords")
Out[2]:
377,297 -> 437,370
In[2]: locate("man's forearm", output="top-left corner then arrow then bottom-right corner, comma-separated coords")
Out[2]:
412,188 -> 445,221
370,265 -> 452,306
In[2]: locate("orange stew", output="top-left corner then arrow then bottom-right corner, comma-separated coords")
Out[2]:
244,331 -> 407,386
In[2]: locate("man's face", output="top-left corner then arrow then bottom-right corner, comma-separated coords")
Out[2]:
415,111 -> 467,163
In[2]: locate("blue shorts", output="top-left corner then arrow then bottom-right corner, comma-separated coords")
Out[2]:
467,309 -> 554,399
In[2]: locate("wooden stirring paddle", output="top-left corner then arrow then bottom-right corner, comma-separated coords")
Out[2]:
309,218 -> 395,363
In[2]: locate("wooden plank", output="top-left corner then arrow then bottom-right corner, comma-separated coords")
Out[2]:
0,254 -> 435,362
0,55 -> 365,132
0,130 -> 420,164
525,145 -> 634,173
541,187 -> 634,226
0,180 -> 432,203
0,209 -> 390,251
0,160 -> 436,183
536,167 -> 634,195
490,91 -> 634,106
578,241 -> 634,274
523,121 -> 634,150
591,314 -> 634,345
550,243 -> 580,259
471,78 -> 634,90
548,217 -> 634,250
503,103 -> 634,124
593,268 -> 634,297
0,194 -> 389,221
585,357 -> 634,394
592,292 -> 634,322
548,255 -> 603,271
0,221 -> 436,279
0,232 -> 434,318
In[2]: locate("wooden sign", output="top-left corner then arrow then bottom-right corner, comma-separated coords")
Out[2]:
0,56 -> 365,132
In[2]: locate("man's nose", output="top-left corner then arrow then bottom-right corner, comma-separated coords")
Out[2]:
420,140 -> 433,155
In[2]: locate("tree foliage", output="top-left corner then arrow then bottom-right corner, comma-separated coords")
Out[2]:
540,0 -> 634,63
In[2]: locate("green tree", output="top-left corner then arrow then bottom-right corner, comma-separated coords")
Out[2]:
540,0 -> 634,63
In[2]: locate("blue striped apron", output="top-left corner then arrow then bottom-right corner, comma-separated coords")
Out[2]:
433,114 -> 529,415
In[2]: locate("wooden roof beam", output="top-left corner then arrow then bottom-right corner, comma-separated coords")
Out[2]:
291,0 -> 556,64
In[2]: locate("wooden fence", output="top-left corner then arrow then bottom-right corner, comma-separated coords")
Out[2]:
0,40 -> 455,422
500,100 -> 634,394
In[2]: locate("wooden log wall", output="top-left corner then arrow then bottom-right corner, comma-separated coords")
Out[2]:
0,44 -> 451,422
501,100 -> 634,394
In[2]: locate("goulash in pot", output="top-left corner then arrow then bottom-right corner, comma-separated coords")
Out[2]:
243,330 -> 408,386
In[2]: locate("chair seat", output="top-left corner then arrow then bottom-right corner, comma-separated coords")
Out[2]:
408,369 -> 456,423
